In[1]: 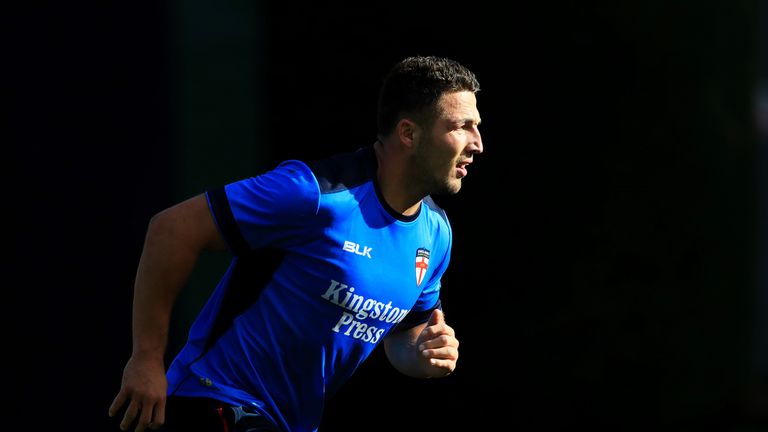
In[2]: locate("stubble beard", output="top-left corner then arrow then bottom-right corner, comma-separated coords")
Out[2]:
411,139 -> 462,197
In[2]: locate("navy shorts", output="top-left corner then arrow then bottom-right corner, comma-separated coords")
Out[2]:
158,396 -> 280,432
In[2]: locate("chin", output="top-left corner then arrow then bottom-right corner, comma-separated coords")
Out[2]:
432,179 -> 462,196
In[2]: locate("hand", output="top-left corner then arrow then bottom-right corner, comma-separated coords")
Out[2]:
416,309 -> 459,376
109,355 -> 168,431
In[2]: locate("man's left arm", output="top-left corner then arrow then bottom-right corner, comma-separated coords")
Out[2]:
383,309 -> 459,378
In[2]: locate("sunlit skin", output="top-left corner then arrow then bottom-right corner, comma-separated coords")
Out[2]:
375,90 -> 483,216
412,90 -> 483,196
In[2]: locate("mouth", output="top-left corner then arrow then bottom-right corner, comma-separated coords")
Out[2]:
456,160 -> 471,178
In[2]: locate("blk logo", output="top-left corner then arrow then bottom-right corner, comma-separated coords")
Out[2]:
343,240 -> 373,259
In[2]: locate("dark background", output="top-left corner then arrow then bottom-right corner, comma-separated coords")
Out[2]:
8,1 -> 767,431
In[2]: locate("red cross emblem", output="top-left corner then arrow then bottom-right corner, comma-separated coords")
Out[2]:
415,248 -> 430,286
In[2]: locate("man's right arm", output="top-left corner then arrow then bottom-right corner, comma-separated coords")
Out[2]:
109,193 -> 228,432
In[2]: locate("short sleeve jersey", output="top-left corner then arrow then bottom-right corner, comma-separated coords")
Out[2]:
165,146 -> 452,432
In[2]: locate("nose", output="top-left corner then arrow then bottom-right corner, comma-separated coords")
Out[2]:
469,127 -> 483,154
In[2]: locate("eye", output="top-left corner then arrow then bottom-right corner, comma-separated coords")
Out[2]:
462,121 -> 479,132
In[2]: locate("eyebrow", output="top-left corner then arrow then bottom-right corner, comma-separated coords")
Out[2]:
452,117 -> 481,126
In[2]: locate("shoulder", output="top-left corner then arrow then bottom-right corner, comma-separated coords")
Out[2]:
306,146 -> 377,194
422,196 -> 450,228
231,159 -> 318,199
220,159 -> 321,219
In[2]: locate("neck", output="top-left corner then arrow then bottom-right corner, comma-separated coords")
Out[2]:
374,139 -> 423,216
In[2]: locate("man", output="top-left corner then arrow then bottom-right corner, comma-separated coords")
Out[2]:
109,55 -> 483,432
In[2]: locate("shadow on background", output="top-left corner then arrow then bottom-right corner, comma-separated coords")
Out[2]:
7,1 -> 767,431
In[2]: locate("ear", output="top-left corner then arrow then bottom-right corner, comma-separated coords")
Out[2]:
396,118 -> 420,149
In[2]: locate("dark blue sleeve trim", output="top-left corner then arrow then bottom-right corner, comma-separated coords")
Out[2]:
388,299 -> 442,335
206,186 -> 249,256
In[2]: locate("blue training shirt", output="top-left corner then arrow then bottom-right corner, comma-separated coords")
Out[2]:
165,145 -> 452,432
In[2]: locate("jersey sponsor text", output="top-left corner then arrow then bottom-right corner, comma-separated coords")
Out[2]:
321,279 -> 408,344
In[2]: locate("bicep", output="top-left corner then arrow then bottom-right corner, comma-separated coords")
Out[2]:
152,193 -> 227,252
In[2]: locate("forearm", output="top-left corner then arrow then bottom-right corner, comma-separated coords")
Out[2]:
384,308 -> 459,378
383,324 -> 436,378
131,211 -> 203,359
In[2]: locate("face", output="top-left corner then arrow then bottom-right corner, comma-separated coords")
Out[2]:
411,91 -> 483,195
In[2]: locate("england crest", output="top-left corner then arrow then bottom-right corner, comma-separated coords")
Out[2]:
415,248 -> 430,286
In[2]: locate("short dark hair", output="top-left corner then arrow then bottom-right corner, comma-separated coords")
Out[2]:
377,56 -> 480,138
